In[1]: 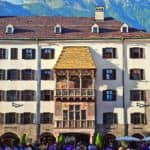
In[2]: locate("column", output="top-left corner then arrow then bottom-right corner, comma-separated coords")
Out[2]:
79,71 -> 82,96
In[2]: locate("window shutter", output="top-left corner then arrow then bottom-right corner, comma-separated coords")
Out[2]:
113,70 -> 116,80
146,90 -> 150,101
113,48 -> 116,58
32,49 -> 35,59
114,113 -> 118,124
15,113 -> 19,124
30,113 -> 34,124
22,49 -> 25,59
140,48 -> 143,58
51,49 -> 54,58
0,113 -> 4,124
141,69 -> 145,80
103,69 -> 106,80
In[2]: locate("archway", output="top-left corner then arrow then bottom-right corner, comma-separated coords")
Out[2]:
62,133 -> 90,144
1,132 -> 19,146
40,132 -> 56,144
132,133 -> 144,139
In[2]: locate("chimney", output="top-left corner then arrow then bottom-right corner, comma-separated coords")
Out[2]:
95,6 -> 104,21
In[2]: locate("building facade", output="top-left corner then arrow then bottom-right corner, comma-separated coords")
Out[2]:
0,7 -> 150,144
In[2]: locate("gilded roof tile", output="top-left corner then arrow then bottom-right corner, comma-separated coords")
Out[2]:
54,46 -> 96,69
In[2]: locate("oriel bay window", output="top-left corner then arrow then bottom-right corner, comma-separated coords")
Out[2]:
131,113 -> 146,124
41,48 -> 55,59
40,113 -> 53,124
130,69 -> 144,80
41,69 -> 53,80
7,69 -> 20,80
103,90 -> 116,101
130,90 -> 146,101
7,90 -> 20,101
103,112 -> 118,124
103,47 -> 116,58
22,48 -> 35,59
130,47 -> 144,58
0,69 -> 5,80
5,113 -> 18,124
21,90 -> 35,101
21,113 -> 34,124
22,69 -> 35,80
41,90 -> 54,101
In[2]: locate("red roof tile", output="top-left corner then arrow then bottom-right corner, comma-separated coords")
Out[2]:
0,16 -> 149,39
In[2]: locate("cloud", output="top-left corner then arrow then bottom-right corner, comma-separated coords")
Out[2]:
46,0 -> 64,9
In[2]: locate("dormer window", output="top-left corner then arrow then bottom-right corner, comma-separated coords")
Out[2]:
54,24 -> 62,34
92,24 -> 99,33
6,24 -> 15,34
120,23 -> 129,33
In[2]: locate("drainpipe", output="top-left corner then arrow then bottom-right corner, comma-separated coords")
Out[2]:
36,39 -> 41,142
122,38 -> 128,136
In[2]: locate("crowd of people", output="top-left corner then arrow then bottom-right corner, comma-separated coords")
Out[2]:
0,140 -> 150,150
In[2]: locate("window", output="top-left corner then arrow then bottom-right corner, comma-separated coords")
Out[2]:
7,90 -> 20,101
6,24 -> 14,34
41,113 -> 53,124
63,105 -> 86,121
41,48 -> 55,59
21,113 -> 34,124
22,48 -> 35,59
92,24 -> 99,33
0,70 -> 5,80
41,90 -> 53,101
54,24 -> 62,34
7,69 -> 20,80
103,112 -> 118,124
130,47 -> 144,58
5,113 -> 17,124
131,113 -> 146,124
11,48 -> 18,59
21,90 -> 35,101
103,90 -> 116,101
103,69 -> 116,80
130,90 -> 146,101
22,69 -> 35,80
0,48 -> 7,59
120,23 -> 128,33
41,70 -> 53,80
130,69 -> 144,80
103,48 -> 116,58
0,91 -> 5,101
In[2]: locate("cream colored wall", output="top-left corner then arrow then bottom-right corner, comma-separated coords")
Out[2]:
124,39 -> 150,124
0,39 -> 149,126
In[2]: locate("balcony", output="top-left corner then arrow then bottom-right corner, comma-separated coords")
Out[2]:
56,88 -> 95,98
55,120 -> 94,129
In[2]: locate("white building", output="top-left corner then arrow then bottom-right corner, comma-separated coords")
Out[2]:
0,7 -> 150,144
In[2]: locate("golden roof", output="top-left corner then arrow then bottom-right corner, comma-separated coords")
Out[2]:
54,46 -> 96,69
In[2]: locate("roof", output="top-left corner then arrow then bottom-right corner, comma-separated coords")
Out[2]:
54,46 -> 96,69
0,16 -> 149,40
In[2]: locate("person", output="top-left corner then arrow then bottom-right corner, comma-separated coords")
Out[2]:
118,145 -> 126,150
47,141 -> 55,150
88,144 -> 97,150
40,142 -> 47,150
105,143 -> 115,150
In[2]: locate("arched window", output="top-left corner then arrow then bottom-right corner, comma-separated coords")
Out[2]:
54,24 -> 62,34
6,24 -> 15,34
120,23 -> 128,33
91,24 -> 99,33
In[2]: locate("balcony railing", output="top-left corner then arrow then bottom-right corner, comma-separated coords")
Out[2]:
55,120 -> 94,128
56,88 -> 95,97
